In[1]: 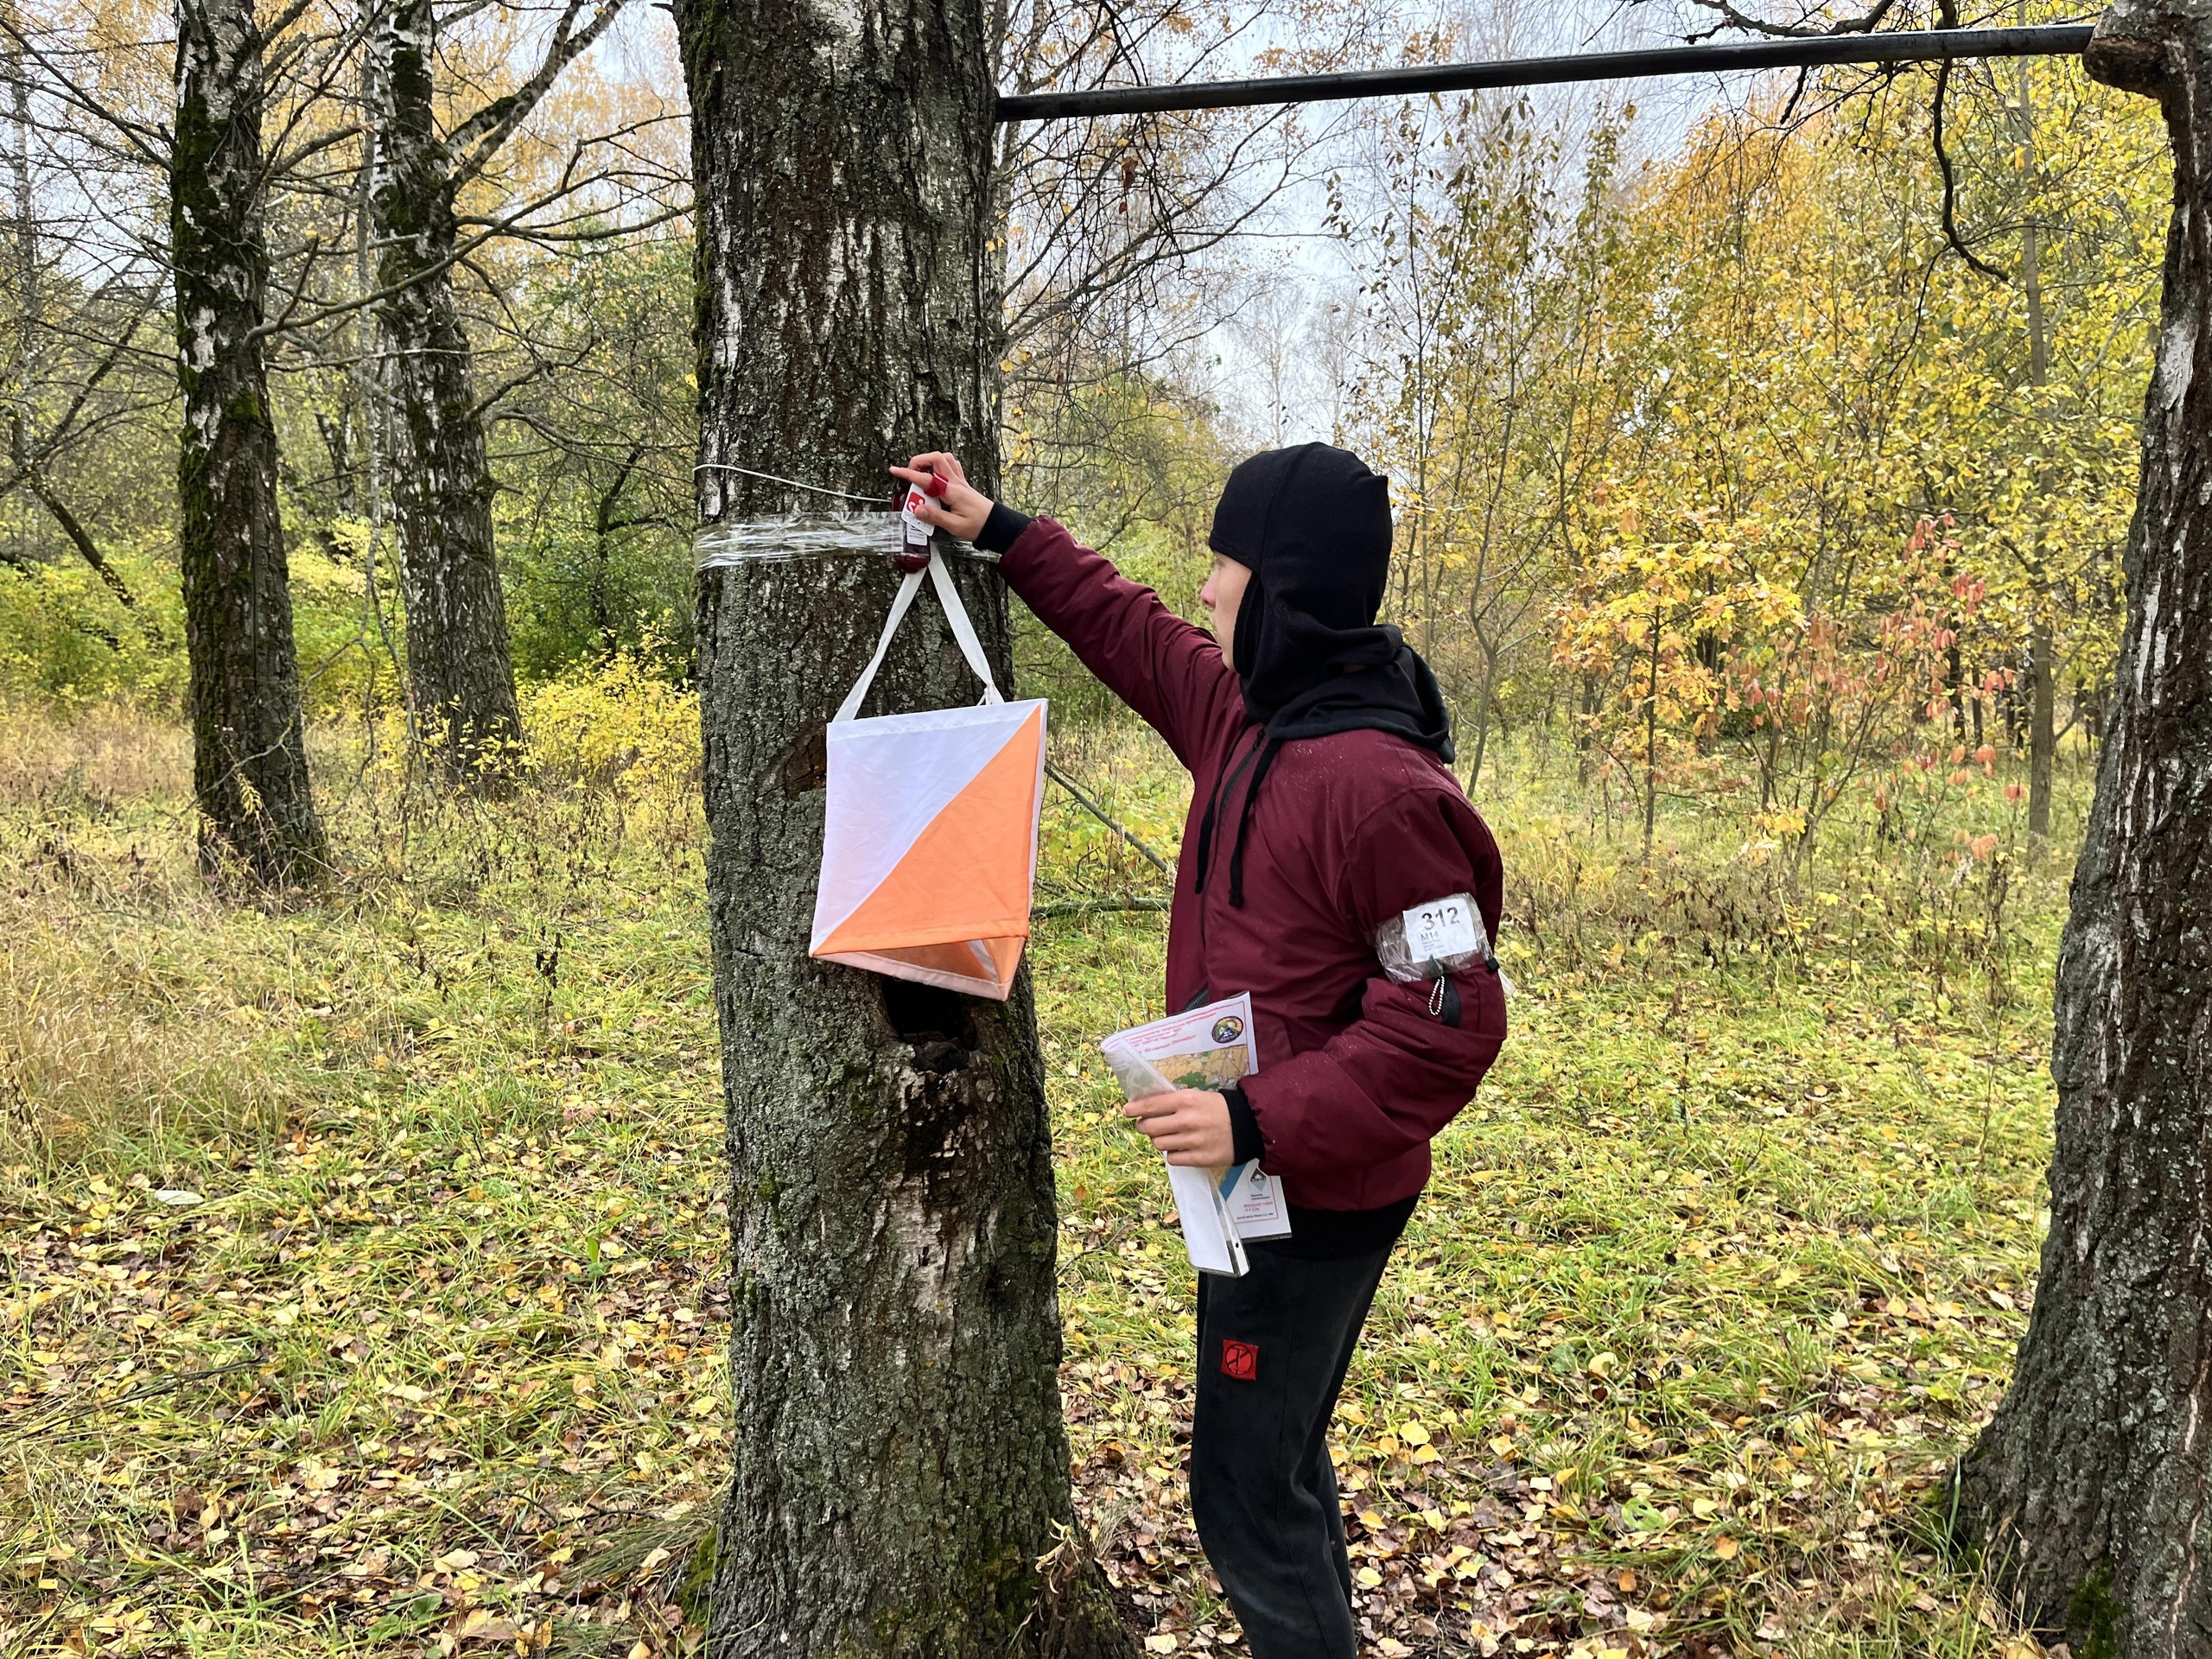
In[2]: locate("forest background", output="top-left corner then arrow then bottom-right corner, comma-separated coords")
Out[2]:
0,0 -> 2171,1653
0,0 -> 2158,835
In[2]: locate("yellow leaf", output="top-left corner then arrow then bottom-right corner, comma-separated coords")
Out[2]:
1713,1535 -> 1739,1560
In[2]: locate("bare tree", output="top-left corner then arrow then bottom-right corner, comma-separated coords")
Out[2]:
995,0 -> 1391,531
0,5 -> 174,613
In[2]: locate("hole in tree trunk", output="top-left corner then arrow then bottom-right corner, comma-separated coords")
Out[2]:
883,980 -> 980,1175
774,726 -> 827,797
880,977 -> 978,1052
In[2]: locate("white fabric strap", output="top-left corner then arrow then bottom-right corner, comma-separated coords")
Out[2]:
928,549 -> 1004,707
831,566 -> 925,724
830,549 -> 1003,724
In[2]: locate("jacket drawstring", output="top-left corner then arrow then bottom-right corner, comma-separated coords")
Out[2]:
1192,728 -> 1263,897
1226,735 -> 1281,908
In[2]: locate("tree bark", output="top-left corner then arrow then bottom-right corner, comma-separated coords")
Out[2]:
2019,107 -> 2058,840
2028,609 -> 2056,836
370,0 -> 523,778
1954,7 -> 2212,1654
590,444 -> 645,661
171,0 -> 326,882
1466,632 -> 1499,789
676,0 -> 1127,1650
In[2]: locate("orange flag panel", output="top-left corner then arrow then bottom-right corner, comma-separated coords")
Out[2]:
816,704 -> 1044,957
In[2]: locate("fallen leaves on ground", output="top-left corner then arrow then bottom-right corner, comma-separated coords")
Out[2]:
3,728 -> 2068,1657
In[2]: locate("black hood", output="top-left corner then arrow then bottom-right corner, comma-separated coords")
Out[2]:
1208,442 -> 1452,760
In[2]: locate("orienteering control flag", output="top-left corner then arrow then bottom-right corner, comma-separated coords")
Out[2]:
809,547 -> 1046,1000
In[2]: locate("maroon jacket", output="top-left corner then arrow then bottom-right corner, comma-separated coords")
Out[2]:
1001,517 -> 1507,1211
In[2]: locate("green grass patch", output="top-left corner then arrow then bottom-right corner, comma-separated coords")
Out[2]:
0,708 -> 2070,1657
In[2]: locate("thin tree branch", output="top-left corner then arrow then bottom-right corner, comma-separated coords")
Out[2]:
24,474 -> 135,607
448,0 -> 629,190
1045,760 -> 1174,879
1932,54 -> 2006,282
0,18 -> 169,167
1682,0 -> 1897,41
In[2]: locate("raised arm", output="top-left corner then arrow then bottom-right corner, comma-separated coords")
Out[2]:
896,454 -> 1242,769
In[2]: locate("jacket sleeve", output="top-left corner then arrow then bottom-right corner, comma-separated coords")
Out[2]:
995,515 -> 1243,770
1238,786 -> 1508,1186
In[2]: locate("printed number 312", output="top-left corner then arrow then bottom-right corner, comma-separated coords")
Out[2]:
1405,895 -> 1478,960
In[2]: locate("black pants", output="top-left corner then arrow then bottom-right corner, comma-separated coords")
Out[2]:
1190,1236 -> 1396,1659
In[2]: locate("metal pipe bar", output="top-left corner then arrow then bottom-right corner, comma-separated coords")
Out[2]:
993,22 -> 2094,123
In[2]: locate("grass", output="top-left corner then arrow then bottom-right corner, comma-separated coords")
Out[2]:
0,695 -> 2078,1659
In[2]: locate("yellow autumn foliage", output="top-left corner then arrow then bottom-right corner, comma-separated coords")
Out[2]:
520,649 -> 699,809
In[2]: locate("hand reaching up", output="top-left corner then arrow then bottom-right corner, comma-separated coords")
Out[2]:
890,453 -> 994,543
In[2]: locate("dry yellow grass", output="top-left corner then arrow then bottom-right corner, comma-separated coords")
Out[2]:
0,694 -> 2083,1658
0,709 -> 289,1171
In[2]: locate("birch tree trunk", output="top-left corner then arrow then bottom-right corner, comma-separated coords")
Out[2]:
171,0 -> 326,881
1953,6 -> 2212,1652
674,0 -> 1127,1649
370,0 -> 522,777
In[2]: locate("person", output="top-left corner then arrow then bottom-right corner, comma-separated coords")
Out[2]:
893,444 -> 1508,1659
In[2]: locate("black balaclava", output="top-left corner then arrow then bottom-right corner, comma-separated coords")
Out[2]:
1193,442 -> 1454,906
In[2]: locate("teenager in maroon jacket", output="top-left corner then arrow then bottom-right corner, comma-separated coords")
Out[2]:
896,444 -> 1506,1659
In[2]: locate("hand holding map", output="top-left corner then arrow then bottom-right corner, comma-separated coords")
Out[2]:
1100,993 -> 1291,1277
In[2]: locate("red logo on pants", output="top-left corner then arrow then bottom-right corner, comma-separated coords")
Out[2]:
1221,1338 -> 1259,1382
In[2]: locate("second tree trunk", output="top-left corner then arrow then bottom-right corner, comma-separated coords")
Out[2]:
371,0 -> 523,776
1955,6 -> 2212,1654
172,0 -> 326,881
675,0 -> 1128,1648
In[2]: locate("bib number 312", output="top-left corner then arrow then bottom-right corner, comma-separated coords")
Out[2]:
1402,894 -> 1479,964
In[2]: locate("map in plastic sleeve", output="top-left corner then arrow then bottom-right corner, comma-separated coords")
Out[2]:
1100,992 -> 1290,1272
